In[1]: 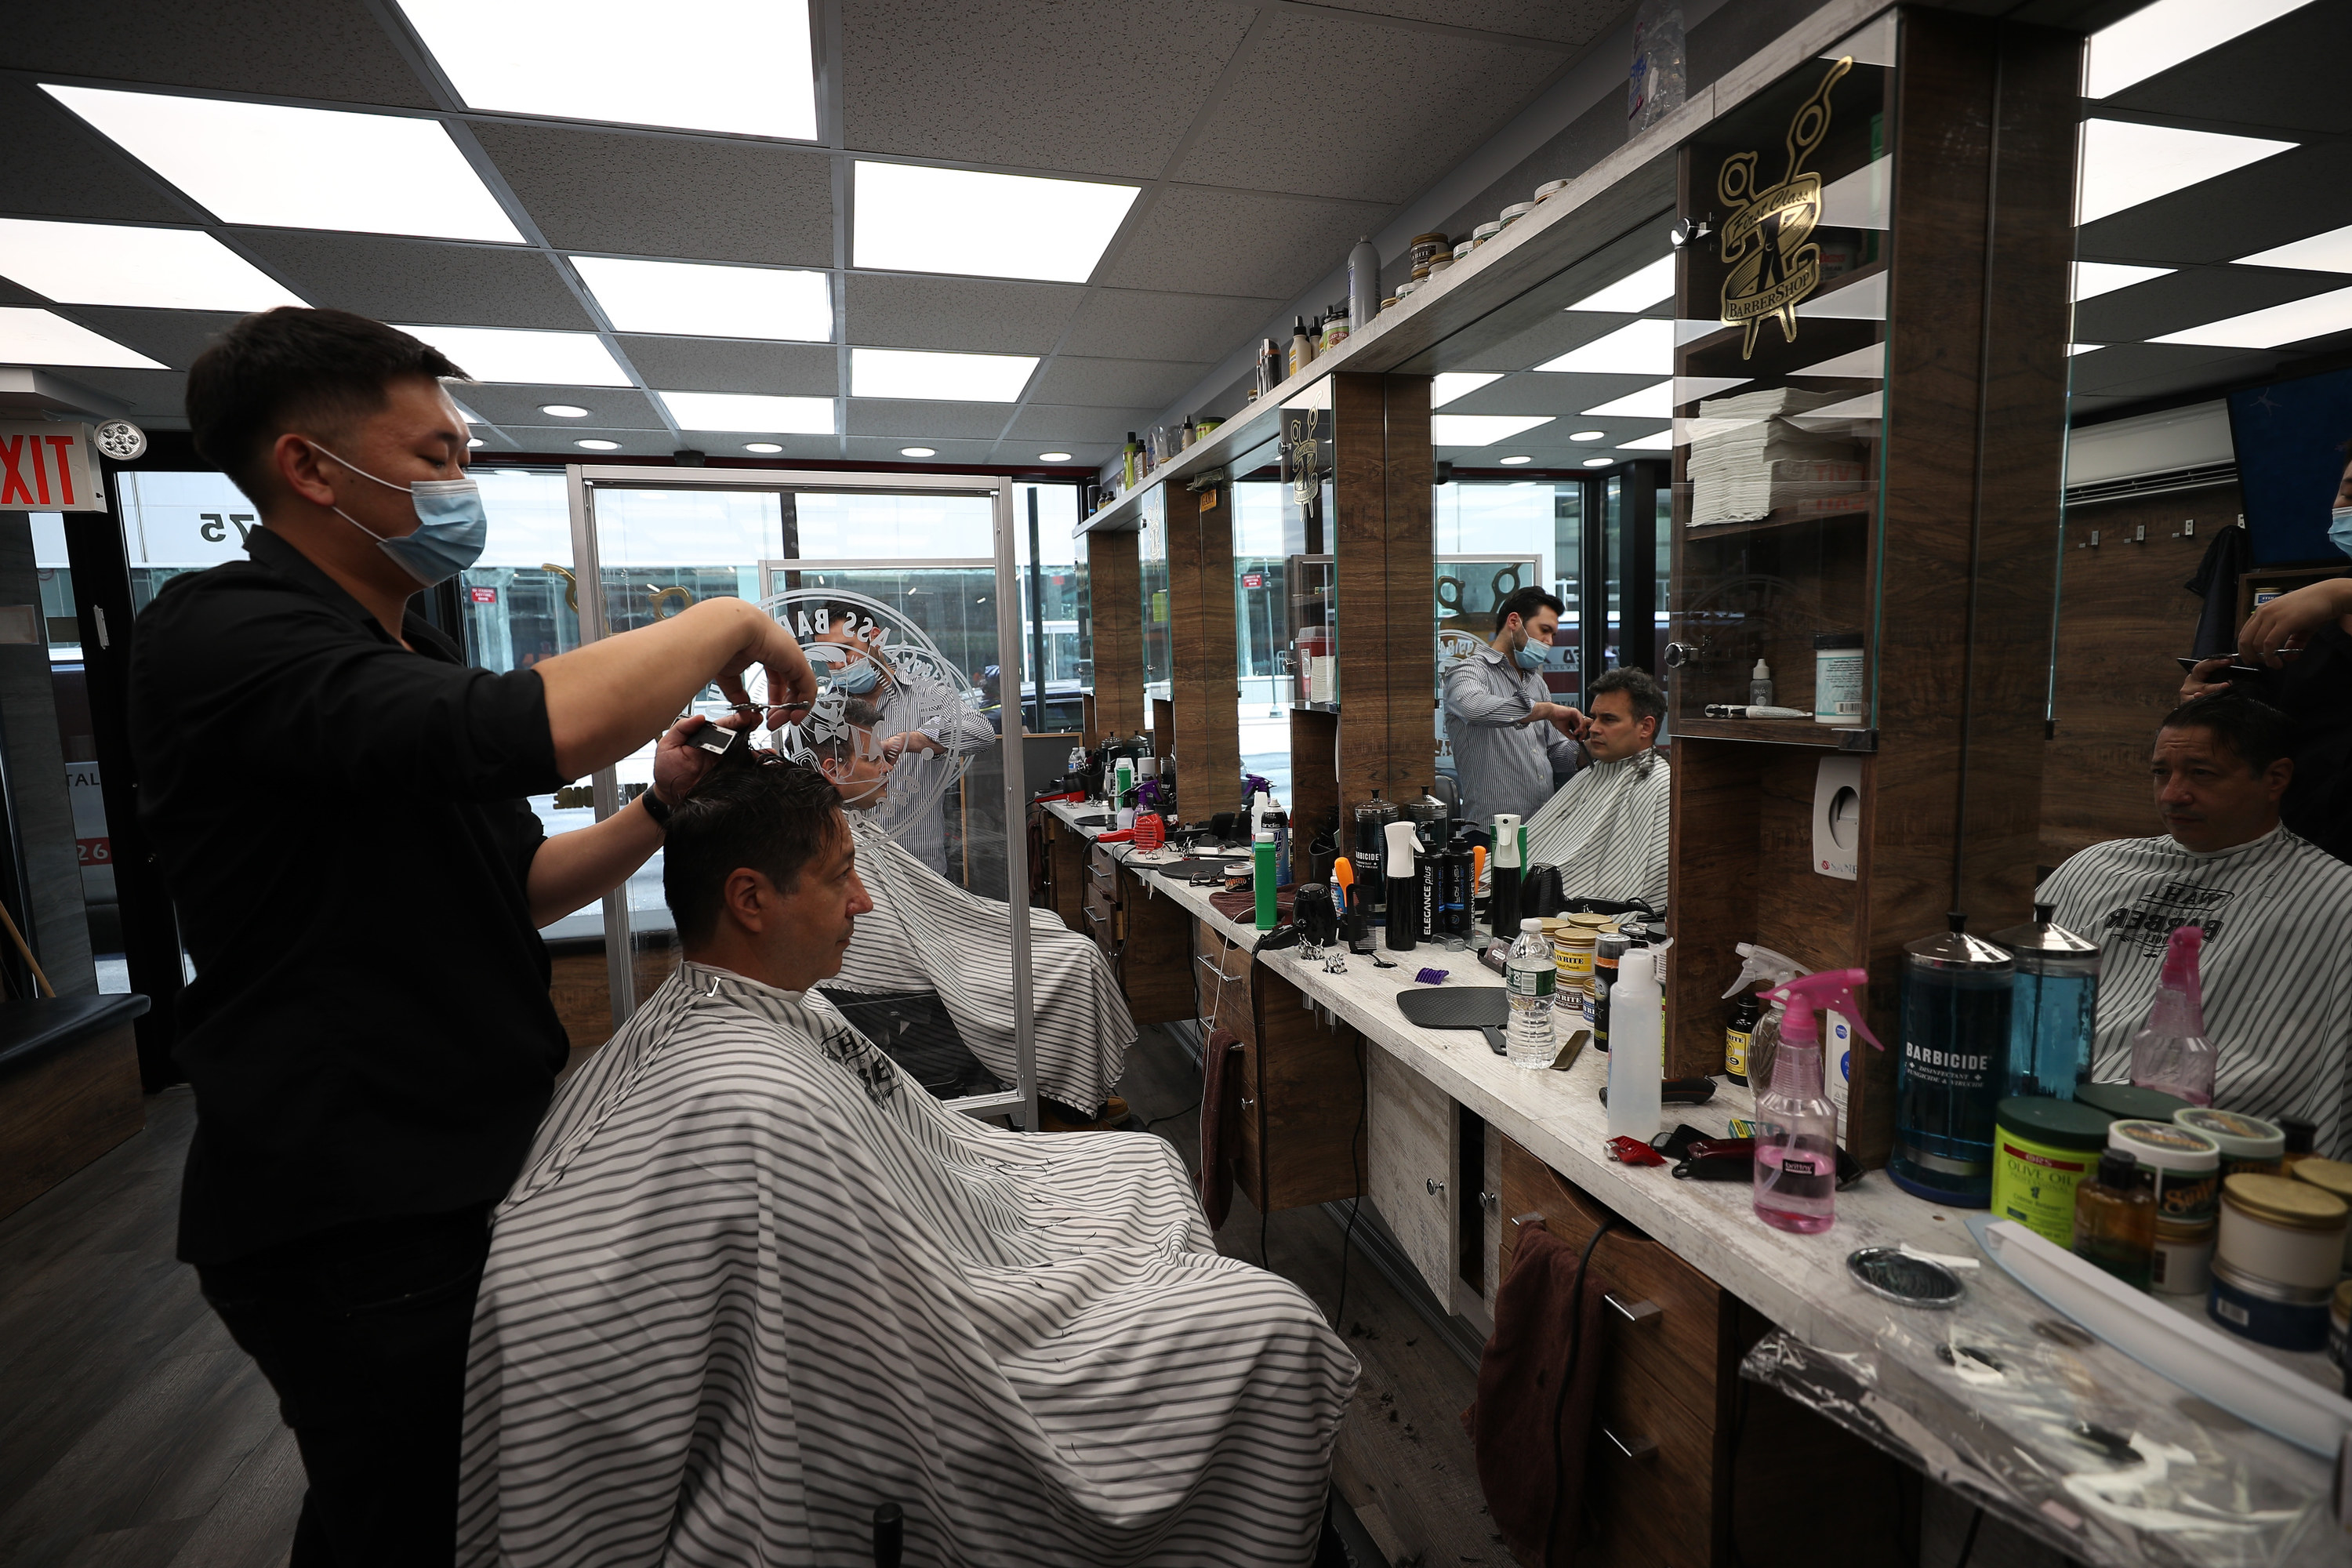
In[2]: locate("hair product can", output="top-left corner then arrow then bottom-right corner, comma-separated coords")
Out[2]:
2073,1082 -> 2190,1123
2152,1216 -> 2217,1295
1990,1097 -> 2114,1247
2292,1157 -> 2352,1272
2107,1118 -> 2222,1225
2216,1173 -> 2347,1294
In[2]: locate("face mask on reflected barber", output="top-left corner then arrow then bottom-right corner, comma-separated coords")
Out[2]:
1513,630 -> 1548,672
829,655 -> 881,695
2330,505 -> 2352,560
313,442 -> 488,586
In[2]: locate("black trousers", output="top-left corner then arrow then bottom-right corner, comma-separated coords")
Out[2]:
196,1205 -> 492,1568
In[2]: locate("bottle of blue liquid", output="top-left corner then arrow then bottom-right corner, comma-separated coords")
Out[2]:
1889,912 -> 2013,1207
1989,902 -> 2100,1102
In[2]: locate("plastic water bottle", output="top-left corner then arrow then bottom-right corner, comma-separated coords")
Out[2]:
1506,918 -> 1557,1069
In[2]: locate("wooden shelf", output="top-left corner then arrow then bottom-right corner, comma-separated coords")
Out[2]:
1682,501 -> 1875,538
1668,716 -> 1874,750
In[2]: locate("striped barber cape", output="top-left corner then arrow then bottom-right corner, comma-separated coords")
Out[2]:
829,817 -> 1135,1112
1520,747 -> 1671,913
458,960 -> 1355,1567
2038,823 -> 2352,1158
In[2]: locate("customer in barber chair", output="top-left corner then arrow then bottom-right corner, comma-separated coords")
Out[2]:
459,754 -> 1357,1568
791,692 -> 1136,1131
1515,666 -> 1672,913
2038,690 -> 2352,1156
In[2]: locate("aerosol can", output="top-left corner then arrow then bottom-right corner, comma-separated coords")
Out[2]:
1755,969 -> 1883,1233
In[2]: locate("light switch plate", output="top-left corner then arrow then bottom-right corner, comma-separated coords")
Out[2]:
1812,756 -> 1864,880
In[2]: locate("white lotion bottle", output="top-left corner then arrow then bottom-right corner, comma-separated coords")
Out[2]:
1607,949 -> 1664,1142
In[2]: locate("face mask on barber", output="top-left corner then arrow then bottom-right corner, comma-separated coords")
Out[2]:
311,442 -> 488,587
829,655 -> 881,695
1512,626 -> 1548,671
2330,505 -> 2352,560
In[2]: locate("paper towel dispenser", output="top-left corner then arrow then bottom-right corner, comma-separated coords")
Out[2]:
1813,757 -> 1864,880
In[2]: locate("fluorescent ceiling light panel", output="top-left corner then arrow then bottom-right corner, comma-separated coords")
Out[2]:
1790,391 -> 1884,426
395,325 -> 630,385
2149,283 -> 2352,349
1431,372 -> 1504,408
1564,256 -> 1675,313
657,391 -> 837,433
851,347 -> 1036,402
572,256 -> 830,341
1797,271 -> 1886,321
2074,261 -> 2175,300
392,0 -> 815,140
1582,381 -> 1672,419
42,85 -> 523,244
0,307 -> 166,368
1431,414 -> 1555,446
1534,318 -> 1673,376
1617,430 -> 1672,450
2238,223 -> 2352,273
854,162 -> 1138,284
1817,160 -> 1889,230
2069,343 -> 2103,355
2077,119 -> 2295,226
1790,344 -> 1885,379
0,219 -> 305,311
2085,0 -> 2318,98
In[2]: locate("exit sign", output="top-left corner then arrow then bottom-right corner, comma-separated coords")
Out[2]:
0,423 -> 105,512
1241,572 -> 1264,589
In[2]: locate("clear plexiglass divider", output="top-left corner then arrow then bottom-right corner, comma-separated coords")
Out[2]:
568,466 -> 1036,1130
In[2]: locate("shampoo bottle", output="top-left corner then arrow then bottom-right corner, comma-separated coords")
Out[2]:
1754,968 -> 1884,1233
1253,831 -> 1278,931
1606,948 -> 1665,1142
2129,924 -> 2216,1105
1289,317 -> 1313,377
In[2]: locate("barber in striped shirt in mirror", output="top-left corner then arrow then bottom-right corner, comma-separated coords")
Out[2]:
2037,691 -> 2352,1156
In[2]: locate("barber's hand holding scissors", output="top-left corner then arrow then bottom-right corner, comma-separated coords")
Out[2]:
715,613 -> 818,731
1530,700 -> 1591,739
2241,577 -> 2352,666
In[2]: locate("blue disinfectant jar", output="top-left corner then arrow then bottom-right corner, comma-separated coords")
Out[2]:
1890,912 -> 2013,1207
1989,902 -> 2100,1102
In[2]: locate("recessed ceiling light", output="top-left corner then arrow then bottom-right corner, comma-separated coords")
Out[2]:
467,436 -> 485,447
1563,256 -> 1675,313
1431,372 -> 1504,408
2149,282 -> 2352,349
0,307 -> 165,368
2236,223 -> 2352,273
744,441 -> 784,454
394,325 -> 630,385
2068,343 -> 2103,355
1582,456 -> 1614,468
1582,381 -> 1673,419
391,0 -> 816,140
2085,0 -> 2318,98
1534,318 -> 1672,376
42,85 -> 524,244
1037,451 -> 1073,462
2077,119 -> 2295,226
851,347 -> 1036,402
900,446 -> 937,458
0,218 -> 306,311
656,390 -> 836,433
854,162 -> 1138,285
1430,414 -> 1555,446
1617,430 -> 1672,450
572,256 -> 830,342
1569,430 -> 1606,441
1497,455 -> 1534,466
2074,261 -> 2175,301
539,404 -> 590,418
575,439 -> 621,451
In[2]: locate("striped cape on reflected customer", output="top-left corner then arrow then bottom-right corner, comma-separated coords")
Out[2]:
457,960 -> 1356,1567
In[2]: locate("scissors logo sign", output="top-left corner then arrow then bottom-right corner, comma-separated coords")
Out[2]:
1716,56 -> 1853,358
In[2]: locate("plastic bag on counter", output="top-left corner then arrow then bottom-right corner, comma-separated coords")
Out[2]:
1740,1272 -> 2340,1568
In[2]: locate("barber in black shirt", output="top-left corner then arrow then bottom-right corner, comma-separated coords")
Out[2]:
127,308 -> 815,1566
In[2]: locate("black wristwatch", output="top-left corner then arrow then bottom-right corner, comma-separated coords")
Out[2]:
640,787 -> 672,829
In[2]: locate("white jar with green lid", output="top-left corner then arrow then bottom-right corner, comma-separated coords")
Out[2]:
2110,1117 -> 2221,1224
2175,1106 -> 2287,1179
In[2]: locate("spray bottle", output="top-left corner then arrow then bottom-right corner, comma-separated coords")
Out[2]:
1607,942 -> 1671,1142
1720,943 -> 1804,1087
1755,969 -> 1883,1233
1383,820 -> 1421,953
2130,924 -> 2215,1105
1489,812 -> 1523,931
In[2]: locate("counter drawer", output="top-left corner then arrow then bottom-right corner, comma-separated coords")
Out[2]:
1195,920 -> 1257,1043
1080,891 -> 1117,956
1086,846 -> 1123,905
1586,1352 -> 1717,1568
1368,1047 -> 1456,1302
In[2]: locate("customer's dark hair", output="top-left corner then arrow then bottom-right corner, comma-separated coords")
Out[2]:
663,753 -> 846,946
1590,666 -> 1665,728
2158,690 -> 2295,774
187,307 -> 466,503
812,699 -> 886,763
1494,586 -> 1566,632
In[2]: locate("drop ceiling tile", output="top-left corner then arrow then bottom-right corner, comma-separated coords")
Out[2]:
49,308 -> 243,371
502,426 -> 676,456
841,436 -> 999,465
2099,5 -> 2352,137
35,368 -> 190,423
1006,405 -> 1167,446
2071,266 -> 2343,345
844,274 -> 1083,356
229,233 -> 592,331
2064,343 -> 2285,403
2078,143 -> 2352,269
1101,187 -> 1391,299
456,385 -> 667,430
1062,289 -> 1282,362
1174,10 -> 1564,203
695,434 -> 840,461
9,1 -> 434,106
0,79 -> 190,226
841,0 -> 1256,179
471,123 -> 834,266
844,401 -> 1012,440
615,337 -> 837,396
1030,357 -> 1212,409
1316,0 -> 1621,45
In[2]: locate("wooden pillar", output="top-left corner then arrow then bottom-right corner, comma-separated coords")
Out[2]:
1167,477 -> 1243,814
1087,529 -> 1144,739
1332,372 -> 1436,813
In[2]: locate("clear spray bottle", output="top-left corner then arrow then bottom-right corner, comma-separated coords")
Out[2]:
1755,968 -> 1882,1234
1720,943 -> 1804,1087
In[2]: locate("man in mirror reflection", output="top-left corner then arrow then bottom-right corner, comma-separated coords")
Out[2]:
1442,586 -> 1588,826
1519,666 -> 1672,913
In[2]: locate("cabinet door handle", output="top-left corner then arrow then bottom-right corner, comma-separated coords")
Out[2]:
1195,953 -> 1250,985
1605,1293 -> 1661,1326
1240,1096 -> 1256,1110
1602,1428 -> 1657,1463
1425,1177 -> 1446,1196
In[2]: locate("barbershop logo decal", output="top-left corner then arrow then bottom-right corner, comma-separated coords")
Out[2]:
1716,55 -> 1852,358
2098,880 -> 2231,957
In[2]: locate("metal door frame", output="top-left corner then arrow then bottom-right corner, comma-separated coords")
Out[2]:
566,465 -> 1035,1130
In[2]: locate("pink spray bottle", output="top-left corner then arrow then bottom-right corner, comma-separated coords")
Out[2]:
2129,925 -> 2214,1106
1755,968 -> 1883,1234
